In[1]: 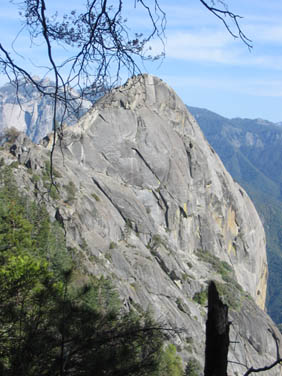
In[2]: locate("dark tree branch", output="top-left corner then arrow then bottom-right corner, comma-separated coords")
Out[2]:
0,0 -> 166,185
199,0 -> 252,49
243,327 -> 282,375
0,0 -> 252,187
228,325 -> 282,375
243,359 -> 282,376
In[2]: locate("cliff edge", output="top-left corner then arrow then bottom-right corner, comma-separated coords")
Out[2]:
3,75 -> 281,375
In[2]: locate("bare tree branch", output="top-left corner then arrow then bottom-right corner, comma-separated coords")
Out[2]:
243,359 -> 282,376
0,0 -> 166,185
0,0 -> 252,187
199,0 -> 252,49
243,328 -> 282,375
1,0 -> 166,116
230,326 -> 282,375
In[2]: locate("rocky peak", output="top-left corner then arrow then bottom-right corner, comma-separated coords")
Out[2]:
57,74 -> 267,307
3,75 -> 281,375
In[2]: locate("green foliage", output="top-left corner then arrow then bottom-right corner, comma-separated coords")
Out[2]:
195,250 -> 244,310
196,249 -> 233,281
125,217 -> 133,230
193,289 -> 207,306
49,184 -> 60,200
43,159 -> 62,179
64,181 -> 77,203
0,171 -> 169,376
148,234 -> 170,254
0,178 -> 63,374
41,161 -> 61,200
157,344 -> 184,376
214,281 -> 243,311
109,241 -> 117,249
9,161 -> 19,169
31,173 -> 40,184
185,357 -> 201,376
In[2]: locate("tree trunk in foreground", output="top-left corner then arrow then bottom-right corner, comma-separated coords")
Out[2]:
204,281 -> 230,376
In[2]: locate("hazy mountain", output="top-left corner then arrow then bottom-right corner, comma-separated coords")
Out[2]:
0,78 -> 91,143
188,106 -> 282,324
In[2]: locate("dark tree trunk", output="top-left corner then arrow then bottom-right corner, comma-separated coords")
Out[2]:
204,281 -> 230,376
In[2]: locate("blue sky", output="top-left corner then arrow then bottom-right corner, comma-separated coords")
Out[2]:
1,0 -> 282,122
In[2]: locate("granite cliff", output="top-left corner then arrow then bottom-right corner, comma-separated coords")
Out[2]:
188,105 -> 282,324
1,75 -> 281,375
0,78 -> 90,143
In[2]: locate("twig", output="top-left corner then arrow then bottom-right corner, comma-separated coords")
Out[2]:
199,0 -> 252,49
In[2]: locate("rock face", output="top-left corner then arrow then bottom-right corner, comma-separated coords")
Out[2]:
0,78 -> 90,143
2,75 -> 281,375
188,105 -> 282,324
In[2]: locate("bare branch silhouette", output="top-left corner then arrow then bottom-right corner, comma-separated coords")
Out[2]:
199,0 -> 252,49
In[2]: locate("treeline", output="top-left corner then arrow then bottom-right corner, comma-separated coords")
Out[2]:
0,164 -> 184,376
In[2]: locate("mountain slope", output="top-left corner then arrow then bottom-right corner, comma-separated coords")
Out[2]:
188,105 -> 282,324
1,75 -> 281,375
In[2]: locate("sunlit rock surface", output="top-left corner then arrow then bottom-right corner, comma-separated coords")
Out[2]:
3,75 -> 281,375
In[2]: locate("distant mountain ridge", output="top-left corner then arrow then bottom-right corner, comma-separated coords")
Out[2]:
188,105 -> 282,324
188,106 -> 282,198
0,79 -> 91,143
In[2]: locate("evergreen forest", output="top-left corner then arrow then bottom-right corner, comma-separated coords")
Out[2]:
0,164 -> 184,376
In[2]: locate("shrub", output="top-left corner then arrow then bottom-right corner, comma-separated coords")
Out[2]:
185,357 -> 201,376
193,289 -> 207,306
214,280 -> 243,311
196,250 -> 235,282
158,344 -> 184,376
43,159 -> 61,179
10,161 -> 19,169
195,250 -> 244,311
109,241 -> 117,249
64,181 -> 76,203
2,127 -> 20,143
31,174 -> 40,184
49,185 -> 60,200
